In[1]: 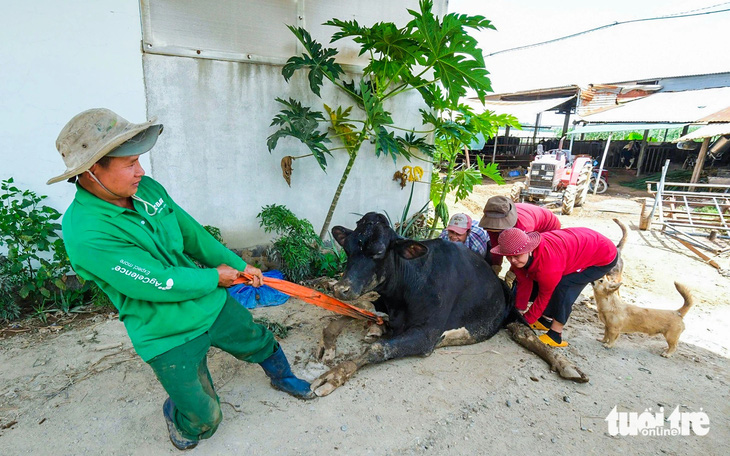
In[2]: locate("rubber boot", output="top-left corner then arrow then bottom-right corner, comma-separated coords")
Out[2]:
259,346 -> 315,400
162,398 -> 199,451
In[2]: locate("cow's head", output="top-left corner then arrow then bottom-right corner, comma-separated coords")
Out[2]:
331,212 -> 428,300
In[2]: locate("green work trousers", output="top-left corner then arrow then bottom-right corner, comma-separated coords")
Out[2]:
148,294 -> 277,441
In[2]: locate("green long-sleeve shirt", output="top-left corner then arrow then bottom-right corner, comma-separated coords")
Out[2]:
63,176 -> 247,361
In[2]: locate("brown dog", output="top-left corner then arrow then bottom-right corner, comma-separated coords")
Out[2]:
592,279 -> 694,357
605,218 -> 627,283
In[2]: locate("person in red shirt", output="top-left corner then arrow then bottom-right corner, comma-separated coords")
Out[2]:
490,227 -> 618,347
478,196 -> 561,275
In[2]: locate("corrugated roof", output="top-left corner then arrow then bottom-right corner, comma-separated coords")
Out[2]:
578,84 -> 661,117
699,106 -> 730,123
676,123 -> 730,141
578,87 -> 730,123
481,85 -> 579,102
570,123 -> 688,135
465,96 -> 575,123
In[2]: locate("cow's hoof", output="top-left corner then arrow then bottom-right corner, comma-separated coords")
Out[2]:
311,361 -> 359,397
364,323 -> 385,343
320,348 -> 336,363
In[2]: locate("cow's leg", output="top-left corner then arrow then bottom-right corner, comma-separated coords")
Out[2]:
316,317 -> 351,363
311,328 -> 437,396
506,322 -> 589,383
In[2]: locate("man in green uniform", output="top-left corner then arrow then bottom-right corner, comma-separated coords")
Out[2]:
48,108 -> 314,451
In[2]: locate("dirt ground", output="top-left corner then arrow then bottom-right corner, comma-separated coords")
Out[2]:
1,169 -> 729,455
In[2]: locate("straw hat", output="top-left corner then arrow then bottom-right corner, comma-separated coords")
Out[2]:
47,108 -> 161,184
490,228 -> 541,256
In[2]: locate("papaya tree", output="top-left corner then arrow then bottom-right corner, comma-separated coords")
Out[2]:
267,0 -> 497,239
424,102 -> 521,234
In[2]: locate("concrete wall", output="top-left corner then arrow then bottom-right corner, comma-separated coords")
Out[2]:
3,1 -> 436,250
141,1 -> 440,247
1,1 -> 148,212
144,55 -> 432,247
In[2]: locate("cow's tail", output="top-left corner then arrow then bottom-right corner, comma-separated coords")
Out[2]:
499,278 -> 529,327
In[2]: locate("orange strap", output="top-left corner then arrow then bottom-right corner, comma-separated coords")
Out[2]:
233,274 -> 384,325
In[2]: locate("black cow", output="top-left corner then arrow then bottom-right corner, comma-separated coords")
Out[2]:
310,212 -> 524,396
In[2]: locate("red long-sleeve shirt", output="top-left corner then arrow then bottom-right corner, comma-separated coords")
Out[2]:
489,204 -> 561,266
514,228 -> 617,324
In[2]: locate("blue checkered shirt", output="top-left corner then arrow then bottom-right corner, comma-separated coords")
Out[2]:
439,220 -> 489,256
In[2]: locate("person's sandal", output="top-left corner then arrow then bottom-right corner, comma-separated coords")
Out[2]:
529,321 -> 550,331
539,333 -> 568,347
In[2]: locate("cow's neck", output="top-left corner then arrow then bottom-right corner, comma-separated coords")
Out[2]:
377,253 -> 428,301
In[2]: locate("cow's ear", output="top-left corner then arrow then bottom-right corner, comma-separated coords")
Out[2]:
393,240 -> 428,260
332,226 -> 353,247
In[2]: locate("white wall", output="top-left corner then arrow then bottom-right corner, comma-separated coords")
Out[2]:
144,55 -> 432,247
141,1 -> 439,247
0,1 -> 148,212
2,1 -> 437,250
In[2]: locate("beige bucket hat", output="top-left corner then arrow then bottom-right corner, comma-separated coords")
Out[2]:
479,195 -> 518,230
47,108 -> 161,184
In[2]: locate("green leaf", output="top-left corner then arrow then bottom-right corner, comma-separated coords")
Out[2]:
407,0 -> 495,104
267,97 -> 332,171
397,132 -> 435,158
477,156 -> 505,185
283,26 -> 345,97
19,283 -> 32,299
451,167 -> 482,202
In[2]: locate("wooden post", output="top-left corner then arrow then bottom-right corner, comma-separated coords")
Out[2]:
492,133 -> 498,164
594,134 -> 611,195
464,145 -> 470,168
635,129 -> 649,177
690,137 -> 711,185
561,110 -> 571,138
532,112 -> 542,149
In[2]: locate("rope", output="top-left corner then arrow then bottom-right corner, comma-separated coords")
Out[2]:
232,274 -> 384,325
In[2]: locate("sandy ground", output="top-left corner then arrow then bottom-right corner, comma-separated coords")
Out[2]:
1,171 -> 729,455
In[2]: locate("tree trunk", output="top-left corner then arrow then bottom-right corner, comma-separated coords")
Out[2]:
319,152 -> 358,240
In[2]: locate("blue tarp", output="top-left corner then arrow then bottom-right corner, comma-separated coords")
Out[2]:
227,270 -> 290,309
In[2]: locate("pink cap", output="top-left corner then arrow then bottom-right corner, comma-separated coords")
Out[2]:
446,213 -> 472,235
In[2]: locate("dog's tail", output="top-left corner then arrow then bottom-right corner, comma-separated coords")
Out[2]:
674,282 -> 695,318
613,218 -> 628,250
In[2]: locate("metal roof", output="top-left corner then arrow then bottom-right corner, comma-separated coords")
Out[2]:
578,87 -> 730,124
569,123 -> 688,135
676,123 -> 730,141
465,96 -> 576,123
699,106 -> 730,123
482,85 -> 579,102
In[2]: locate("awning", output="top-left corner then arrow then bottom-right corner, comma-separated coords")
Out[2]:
569,123 -> 688,135
675,123 -> 730,141
578,87 -> 730,123
465,95 -> 576,123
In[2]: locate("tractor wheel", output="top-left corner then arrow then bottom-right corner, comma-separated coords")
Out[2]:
562,185 -> 577,215
574,163 -> 593,207
510,182 -> 526,202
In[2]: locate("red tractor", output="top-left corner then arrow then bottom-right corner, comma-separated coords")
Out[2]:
510,149 -> 593,215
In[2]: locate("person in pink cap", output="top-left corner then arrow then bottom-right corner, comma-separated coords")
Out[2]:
439,213 -> 489,257
491,227 -> 618,347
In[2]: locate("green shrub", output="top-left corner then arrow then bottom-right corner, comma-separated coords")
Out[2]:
0,178 -> 71,316
257,204 -> 346,282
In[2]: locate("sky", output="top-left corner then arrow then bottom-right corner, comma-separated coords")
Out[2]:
447,0 -> 730,94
